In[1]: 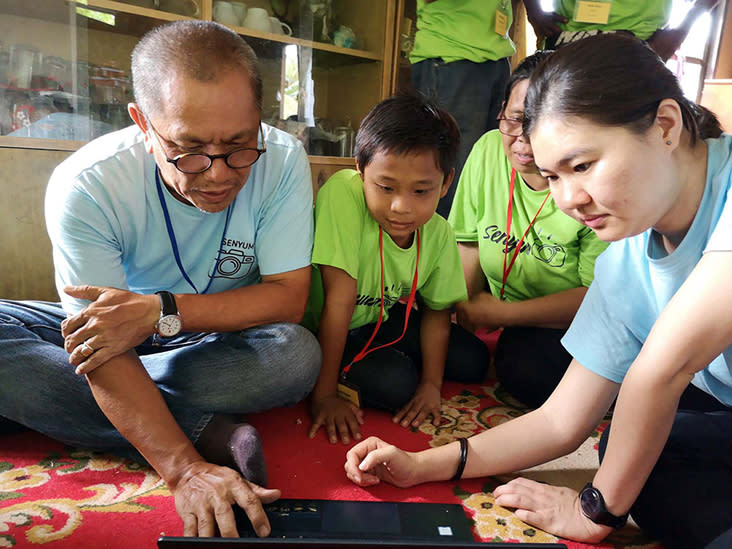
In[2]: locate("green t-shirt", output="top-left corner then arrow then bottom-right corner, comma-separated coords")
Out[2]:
448,130 -> 608,302
303,169 -> 468,333
555,0 -> 671,40
410,0 -> 516,64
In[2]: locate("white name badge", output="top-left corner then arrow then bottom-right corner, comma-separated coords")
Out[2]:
574,0 -> 612,25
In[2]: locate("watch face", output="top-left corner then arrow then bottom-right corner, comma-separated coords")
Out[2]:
158,314 -> 182,337
580,486 -> 602,516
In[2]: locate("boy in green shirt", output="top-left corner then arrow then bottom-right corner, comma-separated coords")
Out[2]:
303,96 -> 490,444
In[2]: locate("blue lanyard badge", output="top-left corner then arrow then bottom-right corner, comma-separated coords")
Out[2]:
154,169 -> 234,294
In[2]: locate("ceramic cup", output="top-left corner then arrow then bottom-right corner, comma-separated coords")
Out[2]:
230,2 -> 247,25
213,1 -> 239,26
269,16 -> 292,36
157,0 -> 199,16
242,7 -> 271,32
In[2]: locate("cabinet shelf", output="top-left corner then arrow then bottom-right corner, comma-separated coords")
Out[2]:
85,0 -> 382,60
0,0 -> 401,160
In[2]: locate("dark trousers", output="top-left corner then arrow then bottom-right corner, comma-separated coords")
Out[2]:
598,384 -> 732,549
341,303 -> 490,413
411,57 -> 510,218
494,326 -> 572,408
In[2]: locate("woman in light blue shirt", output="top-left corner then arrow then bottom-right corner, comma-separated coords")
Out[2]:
344,34 -> 731,548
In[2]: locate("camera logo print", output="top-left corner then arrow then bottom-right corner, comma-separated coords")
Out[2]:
210,247 -> 255,279
532,242 -> 566,267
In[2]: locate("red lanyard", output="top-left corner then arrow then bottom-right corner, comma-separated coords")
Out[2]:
341,226 -> 421,377
500,168 -> 551,300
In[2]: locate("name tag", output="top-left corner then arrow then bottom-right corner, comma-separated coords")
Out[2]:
337,380 -> 362,408
575,1 -> 611,24
495,10 -> 508,36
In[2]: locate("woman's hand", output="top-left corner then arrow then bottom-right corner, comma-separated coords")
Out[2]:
493,478 -> 612,543
344,436 -> 421,488
392,381 -> 442,428
456,293 -> 503,333
308,394 -> 364,445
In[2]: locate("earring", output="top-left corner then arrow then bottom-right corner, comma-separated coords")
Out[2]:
665,140 -> 672,145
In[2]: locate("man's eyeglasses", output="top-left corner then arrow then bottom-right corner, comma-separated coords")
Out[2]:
147,119 -> 266,174
497,114 -> 524,137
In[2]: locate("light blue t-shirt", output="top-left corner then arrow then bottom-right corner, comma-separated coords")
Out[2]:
563,134 -> 732,406
46,124 -> 314,314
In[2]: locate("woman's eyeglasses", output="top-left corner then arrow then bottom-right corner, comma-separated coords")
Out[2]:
497,115 -> 524,137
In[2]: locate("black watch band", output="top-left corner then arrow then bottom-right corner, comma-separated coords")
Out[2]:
579,483 -> 629,529
154,290 -> 182,339
156,290 -> 177,316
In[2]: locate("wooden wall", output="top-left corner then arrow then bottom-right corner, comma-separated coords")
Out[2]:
0,148 -> 70,301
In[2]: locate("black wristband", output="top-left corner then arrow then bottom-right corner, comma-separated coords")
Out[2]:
451,437 -> 469,481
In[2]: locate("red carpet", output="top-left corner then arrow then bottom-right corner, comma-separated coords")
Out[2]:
0,380 -> 661,548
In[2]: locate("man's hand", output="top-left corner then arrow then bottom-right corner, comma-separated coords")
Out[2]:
392,381 -> 442,428
344,436 -> 420,488
525,8 -> 567,42
493,478 -> 612,543
308,395 -> 364,444
648,0 -> 720,61
173,460 -> 281,537
647,28 -> 687,61
61,285 -> 160,374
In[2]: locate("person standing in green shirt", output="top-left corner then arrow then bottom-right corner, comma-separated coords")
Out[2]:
525,0 -> 719,60
410,0 -> 517,217
448,51 -> 608,407
304,95 -> 491,445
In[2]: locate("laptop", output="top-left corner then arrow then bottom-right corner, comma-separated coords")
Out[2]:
157,498 -> 567,548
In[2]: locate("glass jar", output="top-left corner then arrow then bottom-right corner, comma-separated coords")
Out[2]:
43,56 -> 68,91
7,44 -> 38,89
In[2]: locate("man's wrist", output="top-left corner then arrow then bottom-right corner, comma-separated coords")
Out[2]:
153,443 -> 206,489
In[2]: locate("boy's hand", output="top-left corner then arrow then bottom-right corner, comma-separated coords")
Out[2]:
392,381 -> 442,428
309,395 -> 364,444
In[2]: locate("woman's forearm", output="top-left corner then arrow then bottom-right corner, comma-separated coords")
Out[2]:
417,361 -> 618,483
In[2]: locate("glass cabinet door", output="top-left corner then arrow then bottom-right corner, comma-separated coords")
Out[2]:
0,0 -> 395,157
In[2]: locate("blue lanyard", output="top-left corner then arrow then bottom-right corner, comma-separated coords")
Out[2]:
155,169 -> 234,294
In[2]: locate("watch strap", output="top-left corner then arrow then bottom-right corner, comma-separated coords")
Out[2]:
155,290 -> 178,316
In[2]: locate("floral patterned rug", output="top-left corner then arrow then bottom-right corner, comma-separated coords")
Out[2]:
0,379 -> 662,548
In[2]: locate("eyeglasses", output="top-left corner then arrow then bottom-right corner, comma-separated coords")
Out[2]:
147,119 -> 266,174
497,114 -> 524,137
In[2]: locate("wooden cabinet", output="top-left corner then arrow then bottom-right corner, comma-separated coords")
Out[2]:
0,0 -> 402,185
0,0 -> 402,300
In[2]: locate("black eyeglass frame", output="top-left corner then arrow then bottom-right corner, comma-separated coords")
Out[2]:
146,119 -> 267,174
496,114 -> 524,137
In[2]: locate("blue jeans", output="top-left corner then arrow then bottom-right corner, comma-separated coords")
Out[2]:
0,300 -> 321,461
411,57 -> 511,217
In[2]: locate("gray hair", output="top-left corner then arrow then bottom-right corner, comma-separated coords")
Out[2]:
131,20 -> 263,116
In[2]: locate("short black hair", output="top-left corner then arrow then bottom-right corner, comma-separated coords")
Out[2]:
355,95 -> 460,179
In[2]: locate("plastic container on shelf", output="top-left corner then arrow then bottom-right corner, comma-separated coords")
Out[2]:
43,56 -> 67,91
7,44 -> 38,89
0,52 -> 8,86
90,76 -> 126,104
